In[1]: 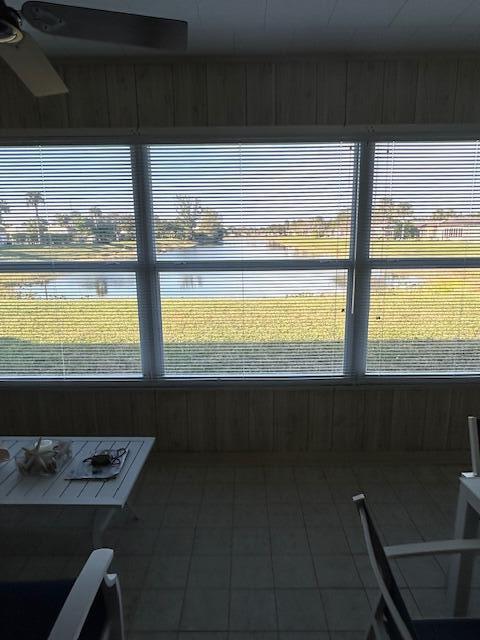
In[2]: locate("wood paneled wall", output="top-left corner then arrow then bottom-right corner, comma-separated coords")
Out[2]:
0,384 -> 477,452
1,54 -> 479,452
2,55 -> 480,129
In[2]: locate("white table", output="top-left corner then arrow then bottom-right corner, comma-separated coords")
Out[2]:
447,475 -> 480,615
0,436 -> 155,548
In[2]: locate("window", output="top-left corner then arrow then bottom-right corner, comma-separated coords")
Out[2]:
151,143 -> 355,376
0,146 -> 141,378
0,138 -> 479,381
367,141 -> 480,375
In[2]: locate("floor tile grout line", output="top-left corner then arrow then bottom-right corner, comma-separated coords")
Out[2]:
176,467 -> 205,633
295,462 -> 331,632
266,467 -> 281,633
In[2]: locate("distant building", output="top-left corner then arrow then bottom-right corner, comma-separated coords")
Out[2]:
416,217 -> 480,240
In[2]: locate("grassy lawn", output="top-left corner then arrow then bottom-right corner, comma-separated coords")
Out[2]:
1,235 -> 479,375
1,285 -> 478,375
0,277 -> 478,346
271,234 -> 480,258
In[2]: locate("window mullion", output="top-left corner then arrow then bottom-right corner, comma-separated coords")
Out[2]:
131,144 -> 164,379
346,140 -> 375,378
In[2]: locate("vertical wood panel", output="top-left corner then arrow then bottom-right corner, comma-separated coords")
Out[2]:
346,60 -> 385,124
308,389 -> 334,450
447,387 -> 480,450
38,63 -> 69,128
0,386 -> 475,452
332,388 -> 365,449
391,389 -> 427,450
135,64 -> 174,127
275,61 -> 316,125
36,391 -> 74,437
363,389 -> 394,450
382,59 -> 418,124
130,390 -> 157,440
105,64 -> 138,128
69,391 -> 98,435
17,391 -> 40,436
248,389 -> 274,451
94,390 -> 134,435
186,390 -> 217,451
155,390 -> 188,450
454,59 -> 480,123
415,58 -> 458,123
3,55 -> 480,130
206,63 -> 246,126
317,59 -> 347,125
246,62 -> 275,125
173,63 -> 208,126
0,391 -> 36,435
274,390 -> 309,451
64,65 -> 109,127
422,387 -> 452,450
215,390 -> 249,450
0,66 -> 40,128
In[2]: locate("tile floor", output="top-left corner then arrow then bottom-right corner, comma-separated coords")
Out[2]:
1,456 -> 479,640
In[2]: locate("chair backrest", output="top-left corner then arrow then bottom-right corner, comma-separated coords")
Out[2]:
353,493 -> 418,640
467,416 -> 480,476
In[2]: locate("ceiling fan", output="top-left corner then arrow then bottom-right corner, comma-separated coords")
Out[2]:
0,1 -> 188,97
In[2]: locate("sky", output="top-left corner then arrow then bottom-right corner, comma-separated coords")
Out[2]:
0,141 -> 480,230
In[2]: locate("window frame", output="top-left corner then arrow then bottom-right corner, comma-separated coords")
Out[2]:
1,126 -> 480,386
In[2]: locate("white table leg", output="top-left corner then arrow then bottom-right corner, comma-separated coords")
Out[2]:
92,507 -> 117,549
447,483 -> 479,616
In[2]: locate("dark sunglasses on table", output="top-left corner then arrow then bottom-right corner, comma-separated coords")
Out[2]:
83,448 -> 127,467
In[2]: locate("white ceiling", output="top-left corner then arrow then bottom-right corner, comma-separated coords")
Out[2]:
9,0 -> 480,56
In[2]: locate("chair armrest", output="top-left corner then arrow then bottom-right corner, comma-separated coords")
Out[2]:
48,548 -> 114,640
385,539 -> 480,559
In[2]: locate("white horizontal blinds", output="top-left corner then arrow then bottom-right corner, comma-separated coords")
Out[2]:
0,146 -> 136,262
159,270 -> 347,377
367,269 -> 480,374
0,272 -> 141,378
150,143 -> 356,260
371,141 -> 480,257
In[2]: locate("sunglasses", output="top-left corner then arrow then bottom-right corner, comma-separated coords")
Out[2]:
83,447 -> 127,467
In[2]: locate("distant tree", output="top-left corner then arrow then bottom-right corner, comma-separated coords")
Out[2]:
373,198 -> 414,239
333,211 -> 351,236
0,199 -> 9,237
0,199 -> 9,224
25,219 -> 47,244
174,196 -> 202,240
431,208 -> 456,221
86,207 -> 117,244
393,220 -> 419,240
26,191 -> 45,244
114,214 -> 135,241
194,209 -> 225,243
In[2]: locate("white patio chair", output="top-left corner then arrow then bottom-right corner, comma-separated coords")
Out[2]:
354,493 -> 480,639
1,548 -> 124,640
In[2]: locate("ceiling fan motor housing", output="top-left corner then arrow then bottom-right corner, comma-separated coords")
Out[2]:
0,3 -> 23,43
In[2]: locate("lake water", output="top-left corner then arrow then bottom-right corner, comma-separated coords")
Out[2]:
16,240 -> 419,300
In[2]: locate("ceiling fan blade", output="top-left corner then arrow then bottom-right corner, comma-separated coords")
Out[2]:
22,2 -> 188,50
0,31 -> 67,97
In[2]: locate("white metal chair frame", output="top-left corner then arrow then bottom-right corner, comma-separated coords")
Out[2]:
48,548 -> 124,640
354,493 -> 480,640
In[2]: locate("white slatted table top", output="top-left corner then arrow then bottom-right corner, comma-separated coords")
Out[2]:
0,437 -> 155,507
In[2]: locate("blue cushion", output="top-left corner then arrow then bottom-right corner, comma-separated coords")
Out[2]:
414,618 -> 480,640
0,579 -> 106,640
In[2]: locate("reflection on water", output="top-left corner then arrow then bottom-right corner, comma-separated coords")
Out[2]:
181,274 -> 204,289
95,278 -> 109,297
14,240 -> 422,300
